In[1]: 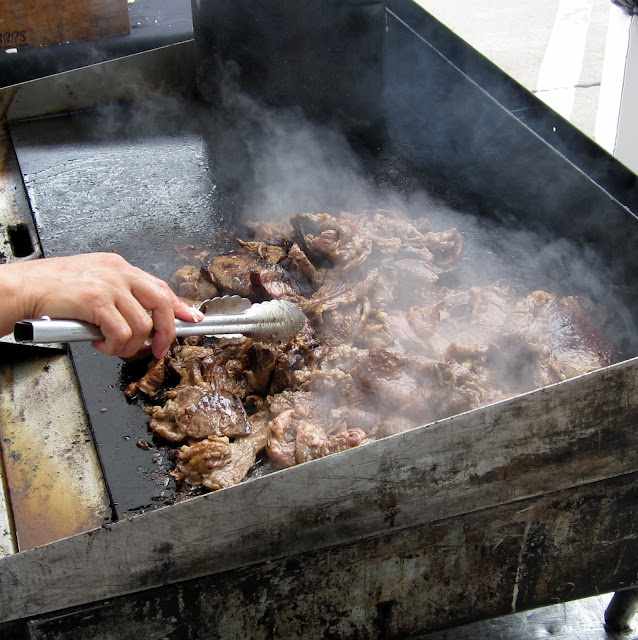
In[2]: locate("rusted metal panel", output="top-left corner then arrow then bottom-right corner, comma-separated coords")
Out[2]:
23,473 -> 638,639
0,349 -> 112,550
0,455 -> 15,558
1,356 -> 638,623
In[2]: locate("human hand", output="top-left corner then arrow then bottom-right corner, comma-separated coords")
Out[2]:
2,252 -> 203,359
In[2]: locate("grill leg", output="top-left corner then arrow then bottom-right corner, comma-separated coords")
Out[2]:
604,588 -> 638,632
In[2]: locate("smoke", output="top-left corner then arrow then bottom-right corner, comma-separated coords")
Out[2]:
203,74 -> 638,360
197,77 -> 379,221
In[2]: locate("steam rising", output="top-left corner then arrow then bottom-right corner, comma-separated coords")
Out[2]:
197,77 -> 636,359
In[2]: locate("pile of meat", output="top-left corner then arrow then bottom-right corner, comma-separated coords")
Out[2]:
126,209 -> 615,492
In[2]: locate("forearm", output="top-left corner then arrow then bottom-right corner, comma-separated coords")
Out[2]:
0,254 -> 202,358
0,262 -> 28,338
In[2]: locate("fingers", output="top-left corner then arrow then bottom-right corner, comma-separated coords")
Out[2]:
147,298 -> 204,360
14,252 -> 204,359
128,269 -> 204,360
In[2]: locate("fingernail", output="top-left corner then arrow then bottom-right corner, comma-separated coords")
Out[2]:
191,309 -> 204,322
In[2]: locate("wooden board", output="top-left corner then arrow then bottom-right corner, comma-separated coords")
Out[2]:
0,0 -> 130,50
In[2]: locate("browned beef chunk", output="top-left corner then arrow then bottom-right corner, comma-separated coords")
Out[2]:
394,258 -> 441,285
290,212 -> 373,270
347,209 -> 430,248
236,239 -> 289,264
206,253 -> 256,298
285,242 -> 324,287
268,348 -> 307,394
170,413 -> 270,490
267,408 -> 297,469
350,348 -> 482,424
207,251 -> 301,300
295,424 -> 373,464
301,268 -> 380,321
265,391 -> 375,468
245,219 -> 294,244
547,296 -> 615,375
508,291 -> 615,385
125,356 -> 166,398
170,437 -> 231,487
171,265 -> 218,303
418,229 -> 464,266
169,343 -> 252,397
146,386 -> 250,443
242,343 -> 278,396
169,340 -> 286,399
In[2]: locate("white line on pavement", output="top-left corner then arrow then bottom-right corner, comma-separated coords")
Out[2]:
535,0 -> 594,119
595,3 -> 632,153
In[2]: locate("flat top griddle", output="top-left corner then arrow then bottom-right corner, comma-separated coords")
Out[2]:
10,93 -> 638,519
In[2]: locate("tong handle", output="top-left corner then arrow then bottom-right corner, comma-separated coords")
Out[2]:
14,318 -> 103,344
13,298 -> 306,344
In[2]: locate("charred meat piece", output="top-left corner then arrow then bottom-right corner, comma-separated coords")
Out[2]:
170,414 -> 270,490
146,386 -> 250,443
125,356 -> 167,398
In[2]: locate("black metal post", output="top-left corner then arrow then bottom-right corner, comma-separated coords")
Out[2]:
605,588 -> 638,632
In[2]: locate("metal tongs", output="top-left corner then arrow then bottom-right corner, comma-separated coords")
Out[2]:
13,296 -> 307,345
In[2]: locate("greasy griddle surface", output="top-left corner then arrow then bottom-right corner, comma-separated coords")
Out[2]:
10,97 -> 637,519
10,100 -> 240,516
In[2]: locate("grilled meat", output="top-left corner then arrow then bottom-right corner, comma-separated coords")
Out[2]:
127,208 -> 615,493
125,356 -> 166,398
146,387 -> 250,443
207,252 -> 301,301
171,264 -> 218,303
170,413 -> 269,490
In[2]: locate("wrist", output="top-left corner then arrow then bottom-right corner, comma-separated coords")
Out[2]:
0,262 -> 33,338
